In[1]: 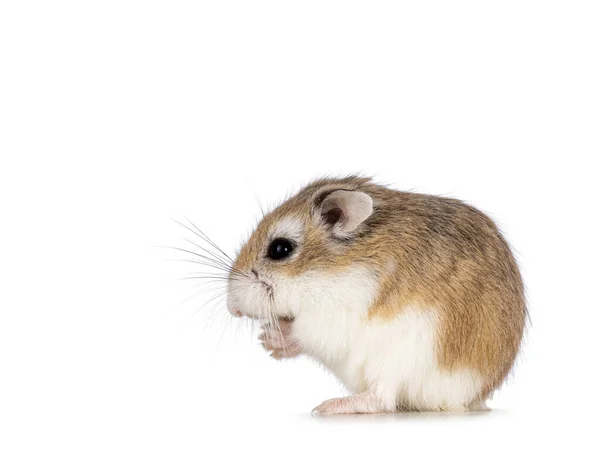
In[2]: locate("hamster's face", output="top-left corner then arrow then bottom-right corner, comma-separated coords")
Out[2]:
226,188 -> 374,321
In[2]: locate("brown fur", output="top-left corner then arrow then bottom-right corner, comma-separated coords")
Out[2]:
233,176 -> 527,404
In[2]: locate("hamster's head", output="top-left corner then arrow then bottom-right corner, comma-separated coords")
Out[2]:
226,178 -> 375,321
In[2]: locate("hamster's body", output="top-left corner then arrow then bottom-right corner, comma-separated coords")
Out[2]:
227,176 -> 526,414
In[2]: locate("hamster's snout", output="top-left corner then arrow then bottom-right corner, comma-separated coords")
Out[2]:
249,268 -> 274,297
226,267 -> 279,320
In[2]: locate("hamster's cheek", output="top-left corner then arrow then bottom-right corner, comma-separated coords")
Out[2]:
273,267 -> 379,319
269,274 -> 300,318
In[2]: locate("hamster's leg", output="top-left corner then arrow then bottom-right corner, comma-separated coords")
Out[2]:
312,391 -> 393,415
259,318 -> 302,360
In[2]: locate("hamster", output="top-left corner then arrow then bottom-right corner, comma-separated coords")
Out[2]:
226,176 -> 526,414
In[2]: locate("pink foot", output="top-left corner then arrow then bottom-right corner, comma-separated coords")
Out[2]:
312,392 -> 388,416
258,319 -> 302,360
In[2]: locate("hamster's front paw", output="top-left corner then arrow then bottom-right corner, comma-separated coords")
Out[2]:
258,319 -> 302,360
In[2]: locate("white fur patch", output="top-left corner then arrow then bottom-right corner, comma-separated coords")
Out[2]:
276,267 -> 380,363
360,309 -> 485,411
268,216 -> 304,242
278,267 -> 485,411
231,264 -> 485,411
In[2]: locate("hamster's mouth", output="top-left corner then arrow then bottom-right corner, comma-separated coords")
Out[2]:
240,313 -> 294,323
233,306 -> 293,322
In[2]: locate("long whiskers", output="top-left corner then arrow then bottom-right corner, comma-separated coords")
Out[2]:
162,246 -> 246,277
180,236 -> 235,270
176,218 -> 235,264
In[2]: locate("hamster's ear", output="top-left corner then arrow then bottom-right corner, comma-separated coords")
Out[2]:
320,190 -> 373,237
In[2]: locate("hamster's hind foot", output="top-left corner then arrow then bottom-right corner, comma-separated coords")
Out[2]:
311,391 -> 391,416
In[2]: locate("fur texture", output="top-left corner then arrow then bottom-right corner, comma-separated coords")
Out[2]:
227,176 -> 526,413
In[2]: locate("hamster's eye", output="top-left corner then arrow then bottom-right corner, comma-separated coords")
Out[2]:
268,238 -> 294,260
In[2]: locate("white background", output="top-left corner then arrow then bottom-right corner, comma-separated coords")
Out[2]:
1,1 -> 599,449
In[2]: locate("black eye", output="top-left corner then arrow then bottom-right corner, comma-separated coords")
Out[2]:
268,238 -> 294,260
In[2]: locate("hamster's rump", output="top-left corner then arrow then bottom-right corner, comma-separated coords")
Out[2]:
359,181 -> 526,403
227,176 -> 527,412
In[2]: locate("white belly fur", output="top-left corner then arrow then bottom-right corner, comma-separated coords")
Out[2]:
285,268 -> 485,411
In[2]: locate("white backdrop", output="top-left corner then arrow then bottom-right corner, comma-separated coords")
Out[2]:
1,1 -> 599,449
